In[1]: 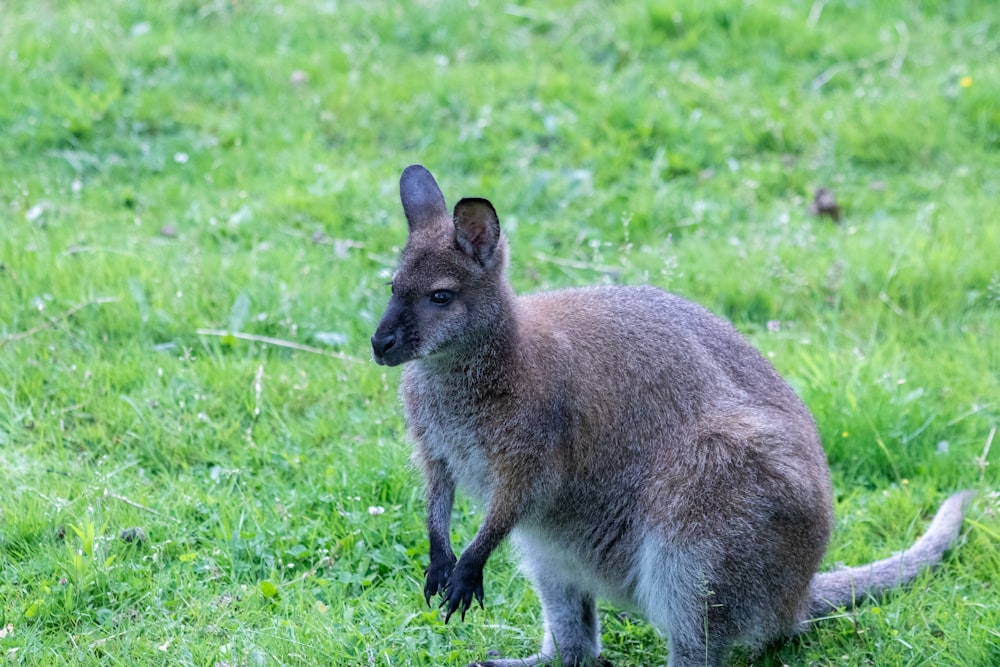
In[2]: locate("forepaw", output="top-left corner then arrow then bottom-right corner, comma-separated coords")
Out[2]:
441,556 -> 485,622
424,551 -> 457,606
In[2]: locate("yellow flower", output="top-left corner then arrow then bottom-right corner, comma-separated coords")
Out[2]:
960,76 -> 973,88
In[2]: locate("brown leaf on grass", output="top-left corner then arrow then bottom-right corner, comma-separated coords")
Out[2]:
809,187 -> 841,223
120,527 -> 147,544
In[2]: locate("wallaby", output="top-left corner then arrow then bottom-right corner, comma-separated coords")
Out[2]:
370,165 -> 972,667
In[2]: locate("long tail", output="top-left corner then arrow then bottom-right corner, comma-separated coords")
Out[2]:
808,490 -> 974,619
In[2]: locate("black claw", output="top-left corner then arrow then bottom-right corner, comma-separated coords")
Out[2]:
436,556 -> 485,623
443,596 -> 456,623
423,552 -> 456,608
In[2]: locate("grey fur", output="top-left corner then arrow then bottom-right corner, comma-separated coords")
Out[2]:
370,165 -> 972,667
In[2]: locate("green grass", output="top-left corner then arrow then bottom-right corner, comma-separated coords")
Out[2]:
1,0 -> 998,665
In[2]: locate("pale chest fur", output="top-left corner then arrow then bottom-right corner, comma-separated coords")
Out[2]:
401,366 -> 496,504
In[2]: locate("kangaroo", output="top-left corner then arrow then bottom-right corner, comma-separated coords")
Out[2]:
370,165 -> 972,667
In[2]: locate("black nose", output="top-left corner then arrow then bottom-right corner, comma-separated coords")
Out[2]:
371,331 -> 396,361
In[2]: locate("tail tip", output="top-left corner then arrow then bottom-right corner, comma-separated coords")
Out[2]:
948,489 -> 976,513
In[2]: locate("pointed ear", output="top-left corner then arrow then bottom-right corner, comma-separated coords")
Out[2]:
400,165 -> 448,232
453,197 -> 501,268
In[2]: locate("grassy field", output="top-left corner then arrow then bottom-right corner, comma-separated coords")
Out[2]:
1,0 -> 998,665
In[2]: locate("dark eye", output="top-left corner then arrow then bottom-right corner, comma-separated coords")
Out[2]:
430,290 -> 453,305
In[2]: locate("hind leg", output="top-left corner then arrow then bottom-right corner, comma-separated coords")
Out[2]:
654,592 -> 731,667
635,537 -> 736,667
468,549 -> 607,666
663,636 -> 727,667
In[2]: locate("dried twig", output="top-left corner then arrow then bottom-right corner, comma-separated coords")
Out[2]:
89,632 -> 127,650
104,488 -> 181,524
531,252 -> 622,275
878,291 -> 906,317
977,425 -> 996,482
246,363 -> 265,445
946,402 -> 993,427
890,21 -> 910,78
811,53 -> 894,90
812,20 -> 908,91
0,296 -> 119,349
195,328 -> 363,363
807,0 -> 827,28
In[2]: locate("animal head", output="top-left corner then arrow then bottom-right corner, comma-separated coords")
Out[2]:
371,165 -> 509,367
